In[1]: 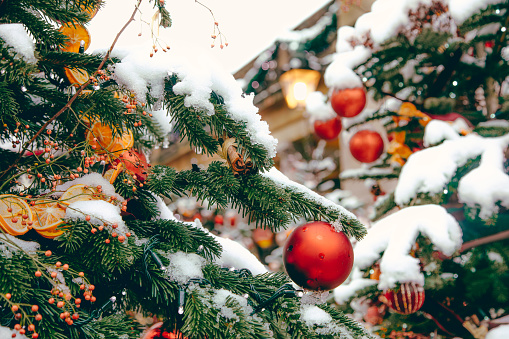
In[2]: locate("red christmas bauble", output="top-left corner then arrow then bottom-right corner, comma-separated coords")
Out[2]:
313,117 -> 342,140
115,149 -> 149,182
330,87 -> 366,118
349,130 -> 384,163
283,221 -> 354,291
142,322 -> 189,339
383,282 -> 425,315
214,214 -> 224,225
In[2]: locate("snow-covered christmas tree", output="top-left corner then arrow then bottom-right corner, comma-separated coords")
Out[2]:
0,1 -> 374,338
304,0 -> 509,338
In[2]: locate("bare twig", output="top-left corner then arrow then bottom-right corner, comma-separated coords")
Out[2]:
460,230 -> 509,253
0,0 -> 143,181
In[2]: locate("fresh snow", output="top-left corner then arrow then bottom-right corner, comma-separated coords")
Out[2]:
395,132 -> 509,212
0,326 -> 29,339
262,167 -> 358,223
305,91 -> 336,122
334,267 -> 377,304
486,325 -> 509,339
165,251 -> 205,284
345,205 -> 462,290
101,47 -> 278,158
423,119 -> 461,146
54,173 -> 124,202
0,233 -> 39,257
202,223 -> 268,275
449,0 -> 505,24
65,200 -> 129,237
0,24 -> 37,64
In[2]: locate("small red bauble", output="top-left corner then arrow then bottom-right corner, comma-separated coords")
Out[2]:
313,117 -> 342,140
115,149 -> 149,182
330,87 -> 366,118
142,322 -> 189,339
283,221 -> 354,291
349,130 -> 384,163
214,214 -> 224,225
383,282 -> 425,315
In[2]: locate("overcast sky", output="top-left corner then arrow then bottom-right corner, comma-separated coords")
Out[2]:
88,0 -> 331,74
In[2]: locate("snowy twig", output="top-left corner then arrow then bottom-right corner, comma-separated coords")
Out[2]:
0,0 -> 143,182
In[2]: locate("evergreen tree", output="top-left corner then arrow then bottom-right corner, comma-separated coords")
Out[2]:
0,1 -> 372,338
311,0 -> 509,338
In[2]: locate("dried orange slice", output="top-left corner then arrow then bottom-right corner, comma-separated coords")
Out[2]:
0,195 -> 32,236
58,184 -> 98,207
65,67 -> 89,87
86,122 -> 133,155
81,1 -> 100,19
103,163 -> 123,184
38,227 -> 65,239
108,130 -> 134,154
59,24 -> 91,53
31,201 -> 67,232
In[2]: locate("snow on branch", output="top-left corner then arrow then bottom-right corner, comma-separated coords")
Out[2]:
0,24 -> 37,64
337,205 -> 462,297
395,131 -> 509,213
105,48 -> 277,158
262,167 -> 366,239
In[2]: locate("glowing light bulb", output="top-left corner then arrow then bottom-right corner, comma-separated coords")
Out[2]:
293,82 -> 308,101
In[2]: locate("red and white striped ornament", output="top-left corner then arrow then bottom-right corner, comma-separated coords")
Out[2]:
383,282 -> 425,314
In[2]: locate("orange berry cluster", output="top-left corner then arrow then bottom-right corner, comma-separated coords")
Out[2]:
33,255 -> 96,327
210,21 -> 228,49
149,43 -> 170,58
89,218 -> 132,244
4,295 -> 42,338
4,122 -> 30,149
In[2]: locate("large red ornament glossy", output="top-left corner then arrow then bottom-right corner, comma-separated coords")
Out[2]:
349,130 -> 384,163
313,117 -> 342,140
383,282 -> 425,315
330,87 -> 366,118
283,221 -> 354,291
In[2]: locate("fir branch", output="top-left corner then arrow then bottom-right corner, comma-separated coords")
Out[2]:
56,220 -> 140,274
39,52 -> 111,73
175,161 -> 239,209
316,303 -> 375,339
181,288 -> 222,339
164,76 -> 273,171
164,92 -> 221,157
24,0 -> 91,24
80,313 -> 142,339
126,219 -> 222,260
0,0 -> 142,182
0,82 -> 19,118
6,5 -> 68,48
146,165 -> 180,197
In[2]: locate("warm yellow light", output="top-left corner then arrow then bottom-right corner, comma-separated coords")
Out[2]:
279,69 -> 321,109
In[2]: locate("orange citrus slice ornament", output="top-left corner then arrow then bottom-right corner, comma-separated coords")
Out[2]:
38,228 -> 65,239
0,195 -> 32,236
64,67 -> 90,87
86,122 -> 134,155
81,1 -> 101,19
103,163 -> 123,184
31,201 -> 67,232
59,24 -> 91,53
58,184 -> 98,207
